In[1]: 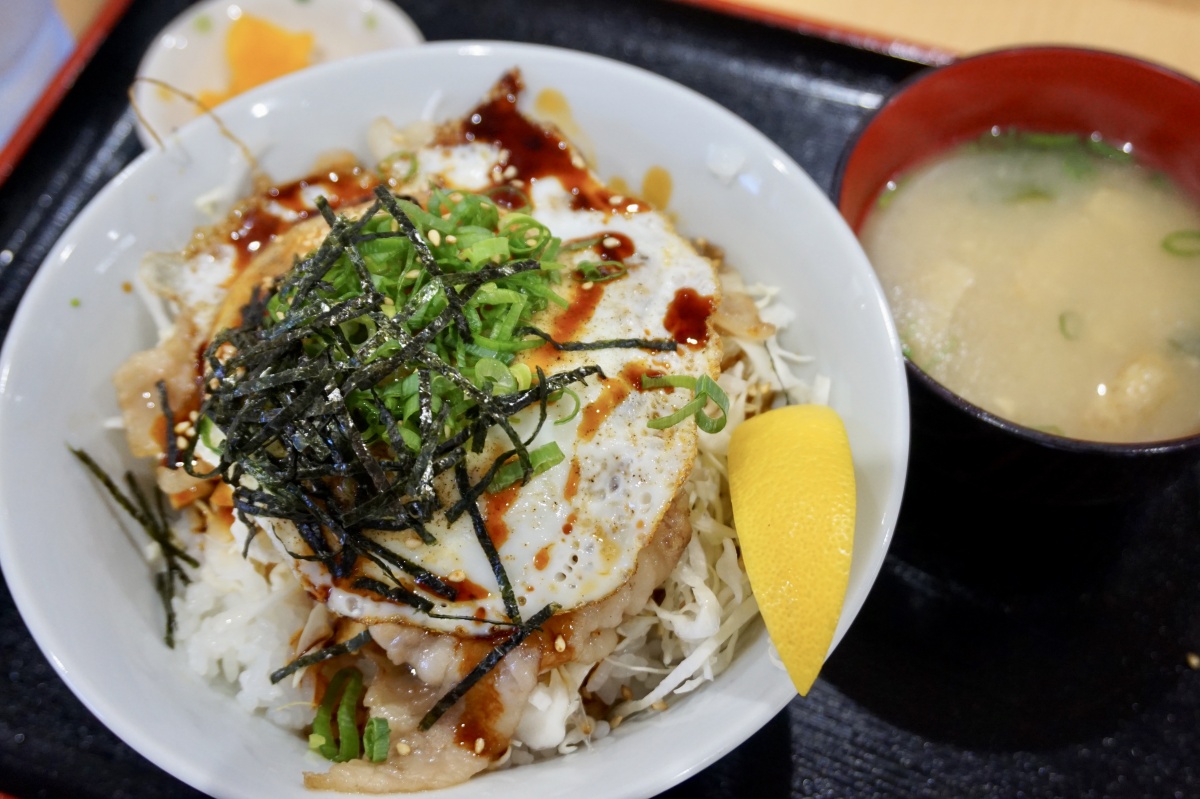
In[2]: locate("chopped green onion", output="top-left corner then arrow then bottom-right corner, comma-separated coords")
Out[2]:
552,387 -> 581,425
1022,132 -> 1080,149
379,150 -> 418,182
363,718 -> 391,762
310,669 -> 343,759
1085,136 -> 1134,162
489,442 -> 565,492
642,374 -> 730,433
1163,230 -> 1200,256
335,669 -> 364,762
461,236 -> 509,266
1006,187 -> 1053,204
1059,310 -> 1083,340
575,261 -> 627,282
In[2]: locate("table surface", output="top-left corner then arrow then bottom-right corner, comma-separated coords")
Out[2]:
1,1 -> 1198,797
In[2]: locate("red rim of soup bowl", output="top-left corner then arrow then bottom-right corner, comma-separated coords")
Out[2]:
834,45 -> 1200,463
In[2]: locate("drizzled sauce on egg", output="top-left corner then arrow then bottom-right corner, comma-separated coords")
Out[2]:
225,167 -> 378,267
483,483 -> 521,548
664,287 -> 715,348
458,71 -> 645,215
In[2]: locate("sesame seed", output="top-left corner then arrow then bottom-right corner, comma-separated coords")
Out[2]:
395,742 -> 412,756
173,421 -> 191,434
511,178 -> 525,187
275,311 -> 285,320
404,270 -> 420,280
609,195 -> 625,205
445,234 -> 457,244
620,685 -> 633,701
581,281 -> 595,291
209,378 -> 220,390
570,154 -> 586,169
1188,652 -> 1200,670
188,410 -> 199,422
502,165 -> 518,179
175,436 -> 189,450
602,236 -> 621,248
651,700 -> 668,712
581,721 -> 593,735
610,715 -> 624,729
449,569 -> 466,582
554,635 -> 566,653
427,229 -> 442,246
474,737 -> 485,755
525,238 -> 538,248
449,192 -> 463,202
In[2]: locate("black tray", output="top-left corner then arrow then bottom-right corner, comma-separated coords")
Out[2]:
1,1 -> 1197,797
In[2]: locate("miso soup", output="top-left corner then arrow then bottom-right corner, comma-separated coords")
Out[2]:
860,130 -> 1200,443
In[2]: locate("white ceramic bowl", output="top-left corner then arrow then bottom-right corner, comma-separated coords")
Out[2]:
131,0 -> 424,148
0,42 -> 908,799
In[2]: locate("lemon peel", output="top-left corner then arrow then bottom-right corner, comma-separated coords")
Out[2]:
727,404 -> 855,695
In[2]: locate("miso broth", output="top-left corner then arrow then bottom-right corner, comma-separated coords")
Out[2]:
861,131 -> 1200,443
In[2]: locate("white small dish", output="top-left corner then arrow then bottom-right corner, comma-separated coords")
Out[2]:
132,0 -> 424,148
0,41 -> 908,799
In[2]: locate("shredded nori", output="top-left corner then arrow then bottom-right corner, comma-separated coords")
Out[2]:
269,629 -> 374,684
418,602 -> 558,731
182,187 -> 599,638
70,447 -> 196,647
518,324 -> 678,352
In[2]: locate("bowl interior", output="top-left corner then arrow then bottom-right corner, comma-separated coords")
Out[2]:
0,42 -> 908,799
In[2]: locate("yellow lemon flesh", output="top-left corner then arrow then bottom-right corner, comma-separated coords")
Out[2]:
198,14 -> 315,109
727,404 -> 855,695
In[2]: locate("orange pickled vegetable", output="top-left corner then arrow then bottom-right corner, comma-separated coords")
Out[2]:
198,13 -> 315,108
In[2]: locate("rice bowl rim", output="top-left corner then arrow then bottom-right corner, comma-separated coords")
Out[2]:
0,41 -> 909,799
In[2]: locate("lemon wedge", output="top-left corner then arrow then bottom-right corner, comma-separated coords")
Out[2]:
727,404 -> 855,695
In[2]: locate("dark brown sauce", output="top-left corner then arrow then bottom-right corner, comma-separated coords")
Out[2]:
592,230 -> 635,262
227,167 -> 377,268
553,280 -> 605,342
483,483 -> 521,549
538,613 -> 578,668
622,362 -> 670,393
562,511 -> 576,536
446,576 -> 491,602
522,279 -> 606,372
663,287 -> 715,349
485,184 -> 529,210
563,458 -> 581,500
458,71 -> 645,214
533,545 -> 552,571
579,376 -> 633,441
453,648 -> 510,760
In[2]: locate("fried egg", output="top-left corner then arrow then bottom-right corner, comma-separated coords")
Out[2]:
182,75 -> 722,637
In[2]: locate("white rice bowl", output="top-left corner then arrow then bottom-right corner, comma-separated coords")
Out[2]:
0,42 -> 908,799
